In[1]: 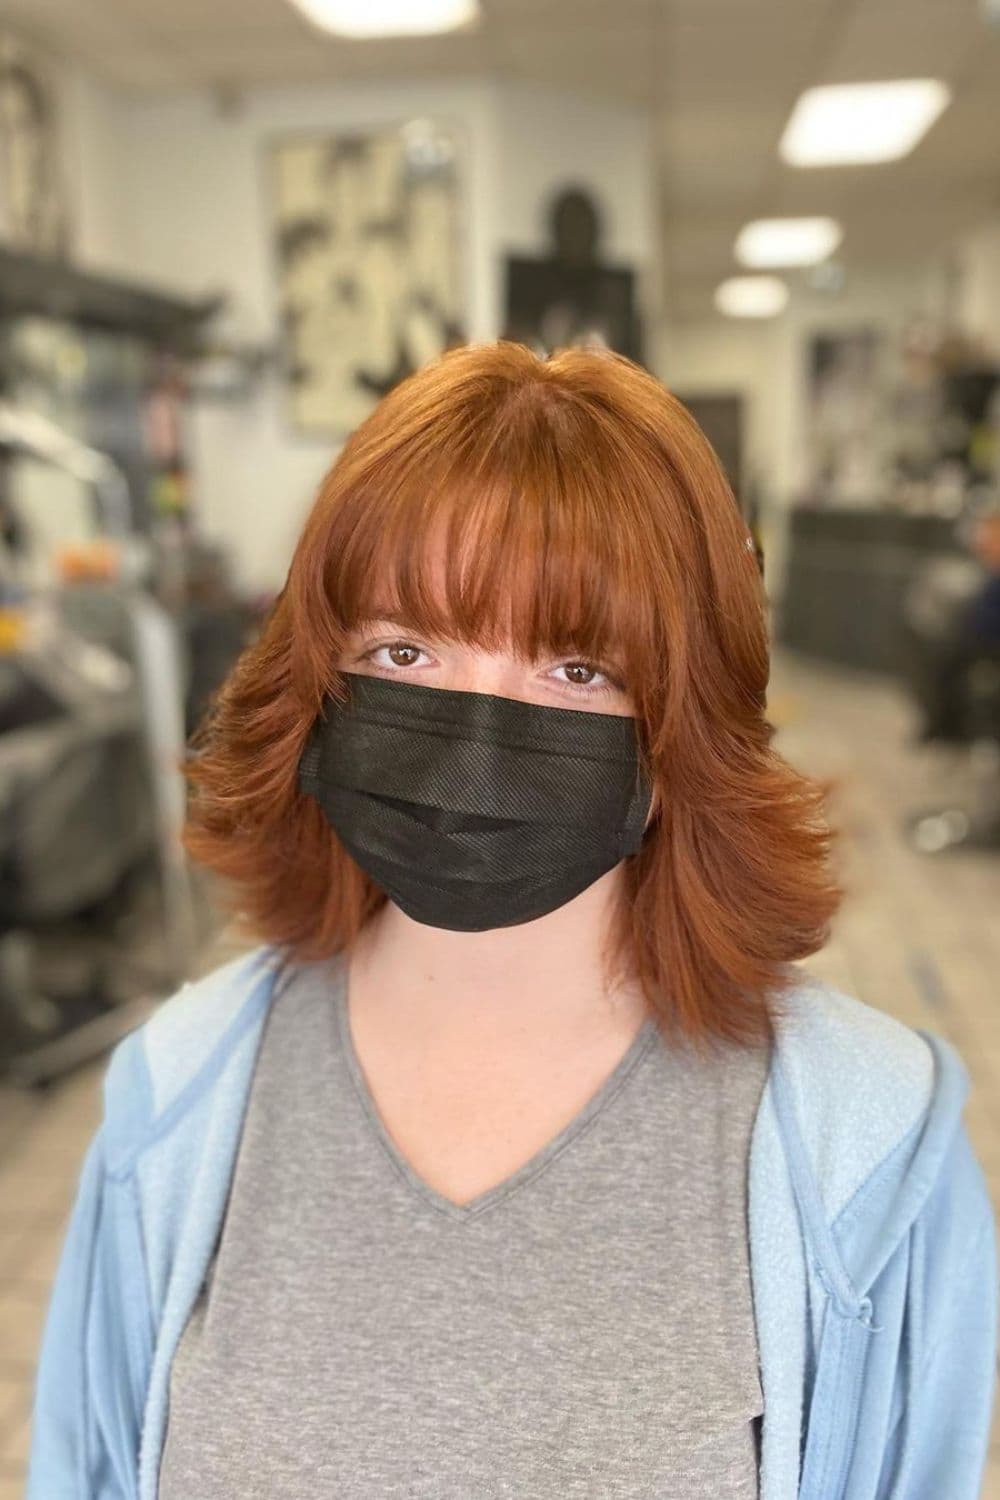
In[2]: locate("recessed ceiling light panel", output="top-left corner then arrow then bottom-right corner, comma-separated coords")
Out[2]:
735,217 -> 843,268
287,0 -> 480,37
715,277 -> 789,318
780,80 -> 951,166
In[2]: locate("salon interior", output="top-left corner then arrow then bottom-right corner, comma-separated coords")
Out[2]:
1,0 -> 1000,1491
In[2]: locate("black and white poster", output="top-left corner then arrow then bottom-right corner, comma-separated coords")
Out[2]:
267,117 -> 467,438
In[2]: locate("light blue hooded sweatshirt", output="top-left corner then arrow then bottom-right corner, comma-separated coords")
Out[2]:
24,943 -> 1000,1500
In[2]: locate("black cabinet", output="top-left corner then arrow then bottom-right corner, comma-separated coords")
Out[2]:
779,507 -> 963,676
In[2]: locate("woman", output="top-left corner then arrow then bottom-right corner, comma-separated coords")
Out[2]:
27,342 -> 997,1499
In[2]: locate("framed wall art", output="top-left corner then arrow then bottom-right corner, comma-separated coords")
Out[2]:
265,116 -> 468,439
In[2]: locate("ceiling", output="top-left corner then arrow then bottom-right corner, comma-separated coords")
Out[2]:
8,0 -> 1000,318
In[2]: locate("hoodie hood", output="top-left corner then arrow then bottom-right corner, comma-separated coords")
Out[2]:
771,1011 -> 967,1313
748,971 -> 969,1499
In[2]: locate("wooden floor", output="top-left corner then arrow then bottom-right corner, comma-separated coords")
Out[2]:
0,646 -> 998,1496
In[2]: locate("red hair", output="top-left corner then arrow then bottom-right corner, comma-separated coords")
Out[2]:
183,340 -> 842,1051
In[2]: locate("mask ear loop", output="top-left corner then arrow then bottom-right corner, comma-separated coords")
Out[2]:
621,764 -> 655,857
299,689 -> 343,798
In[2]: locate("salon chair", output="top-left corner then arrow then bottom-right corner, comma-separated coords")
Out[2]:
0,581 -> 203,1086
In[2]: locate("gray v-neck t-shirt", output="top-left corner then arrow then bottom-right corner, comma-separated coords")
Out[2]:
158,954 -> 770,1498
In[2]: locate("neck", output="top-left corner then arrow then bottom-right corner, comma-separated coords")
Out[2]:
348,867 -> 648,1043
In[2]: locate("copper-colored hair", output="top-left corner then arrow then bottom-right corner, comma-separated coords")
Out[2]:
183,340 -> 842,1052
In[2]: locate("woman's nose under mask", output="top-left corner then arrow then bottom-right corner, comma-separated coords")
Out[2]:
297,669 -> 655,931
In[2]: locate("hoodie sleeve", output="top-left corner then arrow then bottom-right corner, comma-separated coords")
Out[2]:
24,1036 -> 150,1500
876,1121 -> 999,1499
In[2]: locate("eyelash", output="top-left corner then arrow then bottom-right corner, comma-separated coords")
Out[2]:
357,641 -> 623,698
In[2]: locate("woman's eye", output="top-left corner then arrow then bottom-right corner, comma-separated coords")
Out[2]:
551,661 -> 618,695
363,641 -> 425,669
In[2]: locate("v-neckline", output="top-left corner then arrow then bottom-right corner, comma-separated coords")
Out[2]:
334,970 -> 658,1224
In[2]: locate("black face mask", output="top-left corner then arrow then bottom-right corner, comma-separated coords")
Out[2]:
298,670 -> 654,932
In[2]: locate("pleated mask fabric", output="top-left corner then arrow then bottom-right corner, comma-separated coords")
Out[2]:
298,670 -> 654,931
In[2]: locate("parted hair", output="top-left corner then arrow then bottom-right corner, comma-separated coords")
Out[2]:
183,339 -> 843,1052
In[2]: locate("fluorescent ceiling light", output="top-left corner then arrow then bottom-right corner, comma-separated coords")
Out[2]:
288,0 -> 480,37
715,277 -> 789,319
735,217 -> 843,268
780,80 -> 951,166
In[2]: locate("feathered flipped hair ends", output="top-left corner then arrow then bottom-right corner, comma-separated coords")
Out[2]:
183,340 -> 843,1053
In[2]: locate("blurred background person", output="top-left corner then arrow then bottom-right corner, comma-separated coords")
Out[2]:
905,507 -> 1000,747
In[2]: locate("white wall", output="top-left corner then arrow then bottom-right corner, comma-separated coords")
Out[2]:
955,219 -> 1000,355
66,75 -> 653,591
657,318 -> 780,493
99,79 -> 498,589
